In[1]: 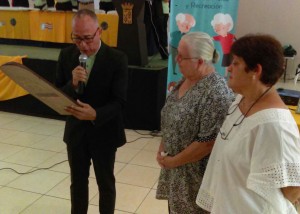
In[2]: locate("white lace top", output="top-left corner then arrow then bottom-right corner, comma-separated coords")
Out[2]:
196,95 -> 300,214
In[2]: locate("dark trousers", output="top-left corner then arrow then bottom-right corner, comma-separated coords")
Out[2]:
67,141 -> 117,214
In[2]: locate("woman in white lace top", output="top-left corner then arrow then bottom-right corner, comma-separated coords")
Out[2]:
196,34 -> 300,213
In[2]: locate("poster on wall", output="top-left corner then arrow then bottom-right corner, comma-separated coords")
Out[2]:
167,0 -> 239,92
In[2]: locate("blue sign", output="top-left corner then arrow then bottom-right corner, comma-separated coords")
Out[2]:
167,0 -> 239,92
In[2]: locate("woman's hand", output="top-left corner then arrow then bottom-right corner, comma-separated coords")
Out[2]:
281,186 -> 300,205
157,155 -> 178,169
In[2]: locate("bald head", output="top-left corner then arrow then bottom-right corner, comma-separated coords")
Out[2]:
72,9 -> 99,29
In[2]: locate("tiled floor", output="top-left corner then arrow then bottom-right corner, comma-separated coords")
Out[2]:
0,113 -> 168,214
0,79 -> 300,214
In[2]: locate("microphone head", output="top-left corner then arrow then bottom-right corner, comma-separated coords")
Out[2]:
79,54 -> 88,63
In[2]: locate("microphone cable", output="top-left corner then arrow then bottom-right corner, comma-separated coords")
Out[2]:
126,129 -> 162,143
147,1 -> 169,58
0,130 -> 163,173
0,160 -> 68,175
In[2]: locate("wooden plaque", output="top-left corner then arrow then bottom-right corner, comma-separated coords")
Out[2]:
0,62 -> 77,115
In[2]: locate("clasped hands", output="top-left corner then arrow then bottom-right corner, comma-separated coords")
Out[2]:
156,151 -> 178,169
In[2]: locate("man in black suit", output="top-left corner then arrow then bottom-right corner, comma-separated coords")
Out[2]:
55,9 -> 128,214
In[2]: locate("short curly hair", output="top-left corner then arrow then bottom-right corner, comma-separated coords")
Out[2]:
231,34 -> 284,86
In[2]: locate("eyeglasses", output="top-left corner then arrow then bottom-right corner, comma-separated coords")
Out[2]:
71,28 -> 99,44
175,49 -> 199,63
219,98 -> 245,140
219,87 -> 271,140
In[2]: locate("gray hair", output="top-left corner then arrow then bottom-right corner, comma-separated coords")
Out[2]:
72,9 -> 99,27
181,32 -> 219,64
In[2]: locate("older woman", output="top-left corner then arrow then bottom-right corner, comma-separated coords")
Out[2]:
156,32 -> 234,213
197,34 -> 300,213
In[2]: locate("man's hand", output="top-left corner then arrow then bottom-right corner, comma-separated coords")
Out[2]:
72,66 -> 88,88
65,99 -> 96,121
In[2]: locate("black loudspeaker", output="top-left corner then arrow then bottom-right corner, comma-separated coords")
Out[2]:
277,88 -> 300,106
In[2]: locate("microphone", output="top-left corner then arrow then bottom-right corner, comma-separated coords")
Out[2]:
78,54 -> 88,95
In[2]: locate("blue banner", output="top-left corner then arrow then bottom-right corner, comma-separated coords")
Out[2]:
167,0 -> 239,92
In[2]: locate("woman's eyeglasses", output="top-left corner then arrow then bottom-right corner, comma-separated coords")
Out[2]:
219,87 -> 271,140
219,98 -> 245,140
175,49 -> 199,63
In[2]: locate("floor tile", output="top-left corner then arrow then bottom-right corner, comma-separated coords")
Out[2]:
114,162 -> 127,175
4,147 -> 57,167
0,129 -> 20,141
116,147 -> 141,163
0,142 -> 25,160
1,131 -> 47,147
0,111 -> 23,119
0,115 -> 18,126
129,150 -> 160,169
0,118 -> 41,131
123,137 -> 150,150
0,187 -> 41,214
41,118 -> 65,126
136,189 -> 168,214
37,153 -> 69,174
114,210 -> 133,214
87,204 -> 100,214
30,136 -> 66,152
152,181 -> 159,190
46,176 -> 98,201
20,195 -> 70,214
45,176 -> 72,199
51,129 -> 65,138
125,129 -> 152,137
116,164 -> 160,188
26,123 -> 64,135
0,161 -> 32,186
115,183 -> 150,213
7,170 -> 69,194
143,137 -> 162,152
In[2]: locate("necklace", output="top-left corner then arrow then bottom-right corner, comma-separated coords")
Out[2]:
220,87 -> 272,140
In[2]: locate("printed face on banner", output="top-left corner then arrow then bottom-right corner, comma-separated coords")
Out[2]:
167,0 -> 239,93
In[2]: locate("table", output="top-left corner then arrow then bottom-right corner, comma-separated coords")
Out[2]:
0,8 -> 119,47
288,105 -> 300,131
0,55 -> 28,101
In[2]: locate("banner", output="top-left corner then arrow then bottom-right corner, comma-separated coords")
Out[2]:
167,0 -> 239,92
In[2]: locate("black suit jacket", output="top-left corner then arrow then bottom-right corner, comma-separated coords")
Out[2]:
55,42 -> 128,149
